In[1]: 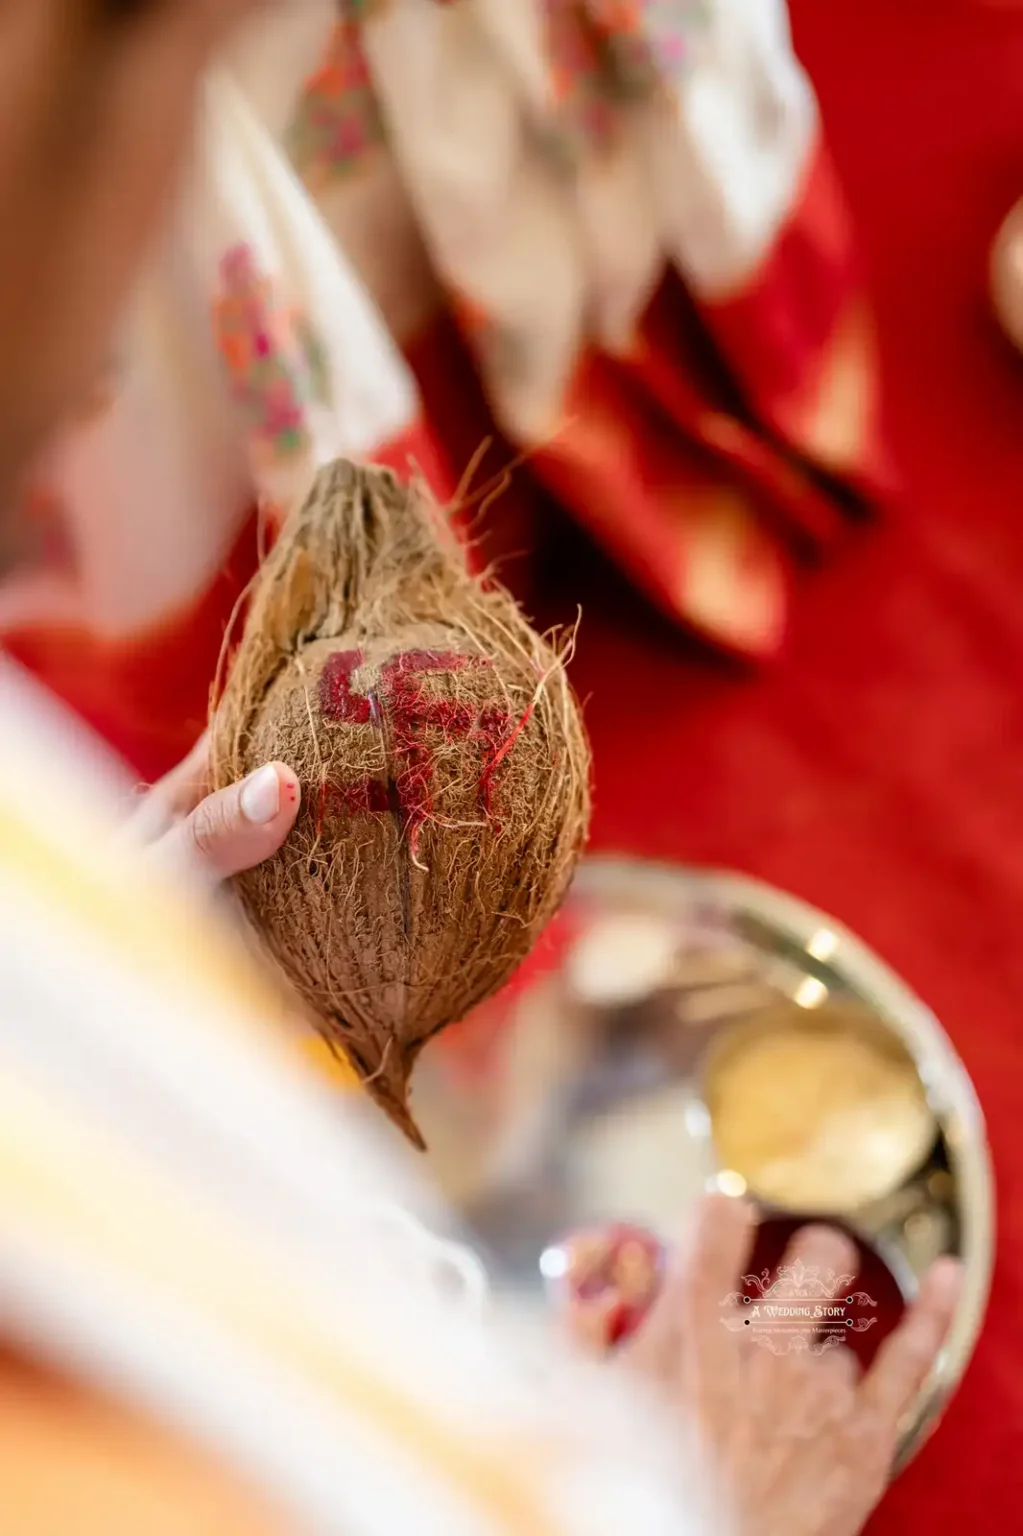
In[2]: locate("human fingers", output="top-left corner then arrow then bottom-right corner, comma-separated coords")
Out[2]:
156,762 -> 300,888
741,1225 -> 860,1441
857,1256 -> 963,1441
149,731 -> 214,812
647,1195 -> 756,1406
564,1293 -> 622,1356
0,1 -> 260,492
777,1222 -> 859,1290
123,732 -> 213,844
776,1223 -> 860,1347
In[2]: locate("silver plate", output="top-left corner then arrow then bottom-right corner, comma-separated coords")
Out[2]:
415,858 -> 994,1471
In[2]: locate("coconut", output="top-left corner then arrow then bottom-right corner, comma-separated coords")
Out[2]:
211,459 -> 591,1147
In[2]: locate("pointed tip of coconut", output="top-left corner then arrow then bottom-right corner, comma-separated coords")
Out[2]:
346,1038 -> 428,1152
366,1079 -> 428,1152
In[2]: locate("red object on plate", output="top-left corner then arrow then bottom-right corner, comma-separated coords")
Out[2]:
543,1223 -> 666,1349
746,1216 -> 906,1370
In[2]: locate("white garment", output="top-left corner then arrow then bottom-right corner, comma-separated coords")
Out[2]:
0,658 -> 703,1534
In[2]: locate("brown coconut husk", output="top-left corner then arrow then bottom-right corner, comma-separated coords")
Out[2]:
210,459 -> 591,1147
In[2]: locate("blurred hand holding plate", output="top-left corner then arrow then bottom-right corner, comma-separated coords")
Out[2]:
414,859 -> 993,1471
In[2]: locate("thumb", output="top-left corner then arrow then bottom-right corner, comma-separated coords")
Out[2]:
167,763 -> 301,888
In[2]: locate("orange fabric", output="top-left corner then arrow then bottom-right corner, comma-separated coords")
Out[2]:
0,1351 -> 286,1536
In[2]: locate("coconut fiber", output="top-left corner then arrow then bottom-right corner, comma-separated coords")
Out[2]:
211,459 -> 591,1146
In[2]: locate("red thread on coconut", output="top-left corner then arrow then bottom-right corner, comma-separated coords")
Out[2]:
322,778 -> 391,817
479,696 -> 537,814
319,649 -> 372,723
379,650 -> 510,858
319,646 -> 528,854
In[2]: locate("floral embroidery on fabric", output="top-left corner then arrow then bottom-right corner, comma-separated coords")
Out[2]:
285,13 -> 385,192
586,0 -> 705,93
542,0 -> 707,157
543,0 -> 620,159
213,244 -> 330,465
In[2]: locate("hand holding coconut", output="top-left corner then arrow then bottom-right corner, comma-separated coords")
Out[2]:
126,730 -> 302,891
211,459 -> 591,1146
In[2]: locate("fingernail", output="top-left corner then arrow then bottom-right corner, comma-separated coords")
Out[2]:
928,1256 -> 964,1297
239,764 -> 281,824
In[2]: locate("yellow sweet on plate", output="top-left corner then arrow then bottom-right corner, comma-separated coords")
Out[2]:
705,1006 -> 936,1214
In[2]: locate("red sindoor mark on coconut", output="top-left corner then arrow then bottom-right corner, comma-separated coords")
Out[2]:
319,648 -> 373,723
318,648 -> 529,856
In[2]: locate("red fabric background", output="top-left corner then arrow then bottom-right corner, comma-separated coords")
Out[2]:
520,1 -> 1023,1523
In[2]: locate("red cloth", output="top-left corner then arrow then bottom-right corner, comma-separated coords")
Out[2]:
440,126 -> 887,662
430,0 -> 1023,1520
541,1 -> 1023,1525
